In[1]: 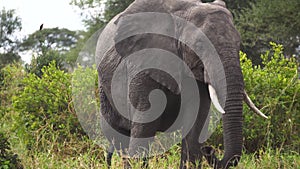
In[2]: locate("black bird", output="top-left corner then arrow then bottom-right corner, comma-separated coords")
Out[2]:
39,24 -> 43,30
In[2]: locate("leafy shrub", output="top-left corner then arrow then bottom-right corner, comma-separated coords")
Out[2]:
0,132 -> 23,169
11,61 -> 84,151
14,61 -> 70,116
0,63 -> 25,125
241,42 -> 299,152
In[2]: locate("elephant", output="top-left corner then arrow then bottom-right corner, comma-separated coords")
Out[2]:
96,0 -> 267,168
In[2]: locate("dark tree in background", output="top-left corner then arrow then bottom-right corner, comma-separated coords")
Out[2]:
21,27 -> 81,55
103,0 -> 134,21
0,8 -> 22,69
235,0 -> 300,64
20,28 -> 82,77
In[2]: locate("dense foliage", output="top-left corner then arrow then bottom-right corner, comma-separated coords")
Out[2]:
0,63 -> 101,167
241,43 -> 299,152
235,0 -> 300,63
0,64 -> 25,169
10,62 -> 85,151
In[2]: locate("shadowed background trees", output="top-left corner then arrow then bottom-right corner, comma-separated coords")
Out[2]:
235,0 -> 300,64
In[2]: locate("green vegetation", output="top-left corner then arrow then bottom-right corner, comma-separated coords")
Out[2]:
1,0 -> 299,168
241,43 -> 299,153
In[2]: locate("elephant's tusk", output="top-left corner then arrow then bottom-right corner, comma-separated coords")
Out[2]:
208,85 -> 225,114
243,90 -> 268,119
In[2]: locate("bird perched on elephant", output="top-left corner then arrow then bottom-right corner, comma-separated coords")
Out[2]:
96,0 -> 268,168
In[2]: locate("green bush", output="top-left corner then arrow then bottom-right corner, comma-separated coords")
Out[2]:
0,132 -> 23,169
13,61 -> 70,117
241,42 -> 299,152
11,61 -> 84,151
0,63 -> 25,130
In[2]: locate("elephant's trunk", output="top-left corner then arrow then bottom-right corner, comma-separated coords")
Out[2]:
220,53 -> 244,168
220,84 -> 244,168
203,51 -> 244,169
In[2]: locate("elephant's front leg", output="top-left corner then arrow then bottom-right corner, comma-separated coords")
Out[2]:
180,82 -> 211,169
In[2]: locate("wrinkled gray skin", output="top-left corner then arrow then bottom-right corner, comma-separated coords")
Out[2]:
97,0 -> 243,168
